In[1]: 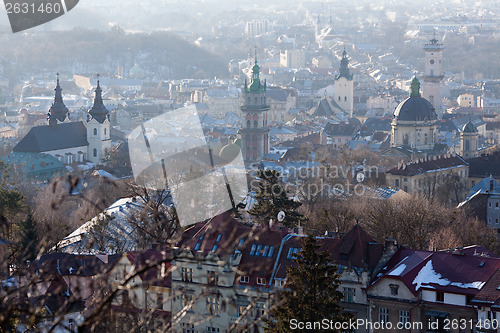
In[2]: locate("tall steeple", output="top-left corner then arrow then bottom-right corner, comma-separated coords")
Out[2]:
239,50 -> 270,162
336,49 -> 353,80
248,52 -> 265,93
48,73 -> 69,124
88,75 -> 109,124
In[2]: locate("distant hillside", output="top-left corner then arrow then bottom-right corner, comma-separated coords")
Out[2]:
0,28 -> 228,80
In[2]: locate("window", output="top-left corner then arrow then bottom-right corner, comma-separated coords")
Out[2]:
104,128 -> 107,136
496,219 -> 499,224
379,308 -> 389,323
497,202 -> 499,208
194,234 -> 204,251
237,304 -> 248,317
262,245 -> 269,257
181,323 -> 195,333
207,270 -> 218,286
395,179 -> 399,187
181,294 -> 193,311
399,310 -> 410,325
240,276 -> 249,283
275,279 -> 285,287
206,327 -> 219,333
207,297 -> 219,315
489,218 -> 492,224
390,284 -> 399,296
257,277 -> 266,285
181,267 -> 193,282
93,128 -> 97,135
93,148 -> 97,157
157,292 -> 163,310
403,178 -> 407,182
256,244 -> 263,256
343,287 -> 355,303
268,246 -> 274,257
287,248 -> 300,259
489,202 -> 492,208
404,186 -> 408,192
69,318 -> 75,332
256,302 -> 266,317
250,244 -> 257,255
436,291 -> 444,302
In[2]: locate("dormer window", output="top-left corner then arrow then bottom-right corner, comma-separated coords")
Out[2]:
390,284 -> 399,296
287,248 -> 300,259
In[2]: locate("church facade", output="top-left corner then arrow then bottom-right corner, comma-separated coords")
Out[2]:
13,76 -> 110,165
390,78 -> 438,151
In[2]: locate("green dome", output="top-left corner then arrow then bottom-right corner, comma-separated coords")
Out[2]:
462,120 -> 478,134
219,143 -> 241,162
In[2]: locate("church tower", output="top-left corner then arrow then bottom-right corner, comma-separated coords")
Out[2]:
239,55 -> 270,162
460,120 -> 479,159
334,49 -> 354,117
87,77 -> 111,164
423,37 -> 444,112
47,74 -> 69,128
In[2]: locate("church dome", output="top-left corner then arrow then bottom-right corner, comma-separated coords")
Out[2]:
393,78 -> 437,122
462,120 -> 478,133
219,143 -> 241,162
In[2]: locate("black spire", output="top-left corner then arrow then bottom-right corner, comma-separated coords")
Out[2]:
48,73 -> 69,123
336,48 -> 353,80
88,75 -> 109,124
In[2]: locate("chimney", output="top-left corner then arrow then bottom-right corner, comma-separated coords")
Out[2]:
490,178 -> 494,191
293,227 -> 304,235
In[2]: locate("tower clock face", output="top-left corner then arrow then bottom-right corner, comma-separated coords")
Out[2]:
430,60 -> 435,64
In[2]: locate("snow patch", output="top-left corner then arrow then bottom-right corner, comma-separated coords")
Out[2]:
413,260 -> 485,291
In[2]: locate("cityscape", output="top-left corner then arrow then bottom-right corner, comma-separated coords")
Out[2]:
2,0 -> 500,332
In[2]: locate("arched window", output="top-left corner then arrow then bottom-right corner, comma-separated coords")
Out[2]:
247,120 -> 251,128
465,140 -> 470,150
403,134 -> 409,145
247,97 -> 251,104
104,128 -> 107,136
344,96 -> 347,101
93,128 -> 97,136
254,120 -> 258,128
254,97 -> 258,104
338,96 -> 341,102
93,148 -> 97,157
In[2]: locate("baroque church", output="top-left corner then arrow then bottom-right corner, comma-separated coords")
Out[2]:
13,76 -> 111,164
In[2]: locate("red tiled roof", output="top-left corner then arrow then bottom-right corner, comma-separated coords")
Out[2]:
386,154 -> 468,176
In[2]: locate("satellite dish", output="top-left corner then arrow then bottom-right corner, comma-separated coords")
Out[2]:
277,211 -> 285,222
356,172 -> 365,183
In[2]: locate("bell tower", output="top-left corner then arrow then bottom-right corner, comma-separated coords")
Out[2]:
239,54 -> 270,162
460,120 -> 479,159
87,76 -> 111,164
334,49 -> 354,117
423,37 -> 444,112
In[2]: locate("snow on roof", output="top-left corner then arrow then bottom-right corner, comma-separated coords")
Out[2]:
412,260 -> 486,291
